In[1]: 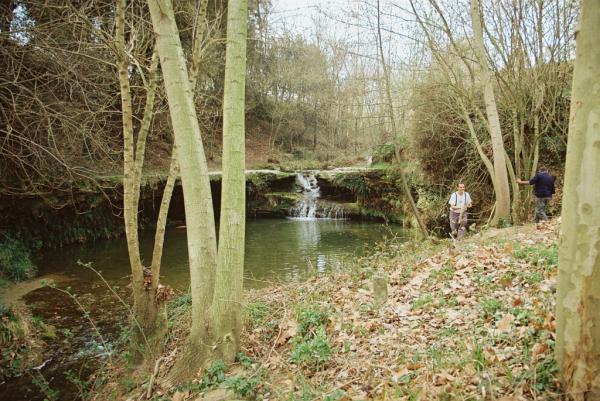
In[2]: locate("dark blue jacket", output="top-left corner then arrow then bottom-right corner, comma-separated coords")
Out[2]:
529,172 -> 555,198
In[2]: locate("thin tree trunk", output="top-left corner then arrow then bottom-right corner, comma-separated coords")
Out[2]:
116,0 -> 164,356
470,0 -> 511,225
504,149 -> 520,224
555,2 -> 600,398
209,0 -> 248,363
150,149 -> 180,279
376,0 -> 427,237
460,102 -> 495,181
148,0 -> 218,375
189,0 -> 209,93
512,112 -> 523,223
116,0 -> 142,290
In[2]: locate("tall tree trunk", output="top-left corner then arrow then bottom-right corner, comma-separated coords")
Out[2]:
148,0 -> 218,375
115,0 -> 166,357
555,2 -> 600,398
470,0 -> 511,225
376,0 -> 428,237
209,0 -> 248,363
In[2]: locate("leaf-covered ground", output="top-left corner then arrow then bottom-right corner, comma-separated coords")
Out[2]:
97,220 -> 561,401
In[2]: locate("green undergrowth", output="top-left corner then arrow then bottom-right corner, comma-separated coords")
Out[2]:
0,236 -> 36,282
290,306 -> 334,369
512,243 -> 558,271
166,355 -> 266,400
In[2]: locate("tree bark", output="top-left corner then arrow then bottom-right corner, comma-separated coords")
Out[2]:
555,1 -> 600,398
209,0 -> 248,363
147,0 -> 218,374
116,0 -> 165,357
470,0 -> 511,225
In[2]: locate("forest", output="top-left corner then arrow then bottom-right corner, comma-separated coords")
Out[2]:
0,0 -> 598,400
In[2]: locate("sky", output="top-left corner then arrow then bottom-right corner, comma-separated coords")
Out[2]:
270,0 -> 322,33
269,0 -> 352,38
268,0 -> 418,68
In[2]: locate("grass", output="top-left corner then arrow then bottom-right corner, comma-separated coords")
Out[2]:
290,327 -> 333,368
512,243 -> 558,271
480,298 -> 502,318
0,302 -> 44,380
411,293 -> 433,310
244,302 -> 270,329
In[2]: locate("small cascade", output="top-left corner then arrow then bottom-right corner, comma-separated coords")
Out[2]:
319,202 -> 348,219
289,173 -> 348,220
291,173 -> 320,219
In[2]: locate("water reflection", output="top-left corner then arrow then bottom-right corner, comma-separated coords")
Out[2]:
37,219 -> 404,290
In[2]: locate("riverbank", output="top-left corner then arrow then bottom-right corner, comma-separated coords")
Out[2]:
92,219 -> 560,400
0,276 -> 68,382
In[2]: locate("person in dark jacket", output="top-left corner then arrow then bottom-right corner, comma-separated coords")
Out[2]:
517,166 -> 555,222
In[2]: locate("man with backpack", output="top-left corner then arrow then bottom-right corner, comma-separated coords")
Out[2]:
448,183 -> 472,240
517,166 -> 555,223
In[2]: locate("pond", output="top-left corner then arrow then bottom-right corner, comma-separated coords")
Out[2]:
0,218 -> 404,401
38,218 -> 404,289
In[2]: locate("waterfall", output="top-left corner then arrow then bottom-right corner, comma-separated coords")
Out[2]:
289,173 -> 348,220
291,173 -> 320,219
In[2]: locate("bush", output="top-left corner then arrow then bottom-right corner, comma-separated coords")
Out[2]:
372,143 -> 396,164
332,173 -> 370,198
0,236 -> 36,281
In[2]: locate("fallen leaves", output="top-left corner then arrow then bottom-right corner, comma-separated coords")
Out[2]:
101,221 -> 561,401
531,342 -> 549,361
496,313 -> 515,331
277,312 -> 297,345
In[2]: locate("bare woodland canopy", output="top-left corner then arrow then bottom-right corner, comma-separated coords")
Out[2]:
0,0 -> 575,219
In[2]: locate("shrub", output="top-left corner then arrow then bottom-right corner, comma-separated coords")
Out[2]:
372,143 -> 396,164
332,173 -> 370,198
0,236 -> 36,281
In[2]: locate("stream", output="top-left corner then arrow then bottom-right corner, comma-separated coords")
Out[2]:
0,218 -> 404,400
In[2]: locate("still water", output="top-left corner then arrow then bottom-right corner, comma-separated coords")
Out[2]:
0,219 -> 403,401
38,219 -> 404,289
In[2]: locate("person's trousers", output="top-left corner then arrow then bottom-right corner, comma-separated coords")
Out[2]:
449,210 -> 468,239
535,197 -> 551,222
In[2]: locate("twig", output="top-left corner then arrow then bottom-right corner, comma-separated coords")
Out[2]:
267,311 -> 285,361
146,356 -> 164,399
32,358 -> 52,371
310,377 -> 360,401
